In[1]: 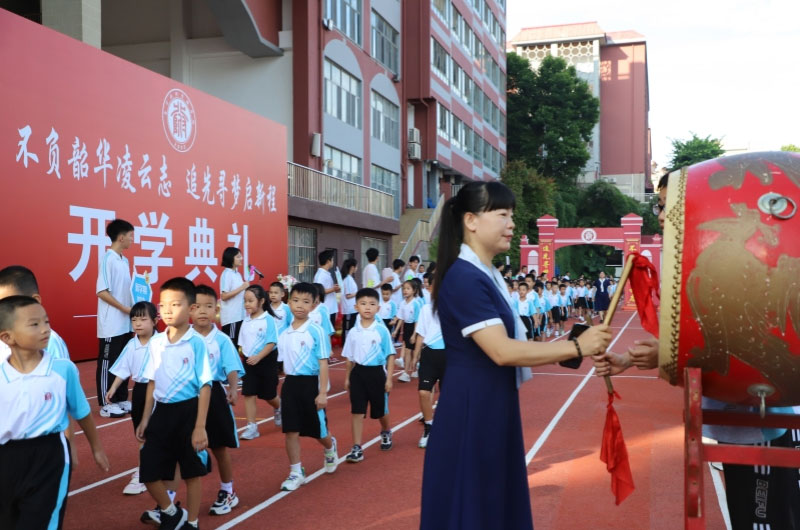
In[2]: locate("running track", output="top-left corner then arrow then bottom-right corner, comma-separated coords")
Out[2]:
63,312 -> 729,529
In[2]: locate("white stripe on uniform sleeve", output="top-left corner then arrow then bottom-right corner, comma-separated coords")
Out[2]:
461,318 -> 504,337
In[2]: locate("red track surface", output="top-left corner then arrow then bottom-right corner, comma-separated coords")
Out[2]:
63,312 -> 728,529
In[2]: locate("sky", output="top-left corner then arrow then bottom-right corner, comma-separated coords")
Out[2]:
506,0 -> 800,167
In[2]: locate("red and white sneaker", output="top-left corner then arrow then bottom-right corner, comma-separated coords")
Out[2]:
209,490 -> 239,515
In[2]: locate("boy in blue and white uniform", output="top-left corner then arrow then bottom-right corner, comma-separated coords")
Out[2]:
276,282 -> 338,492
342,288 -> 396,463
555,284 -> 571,336
0,296 -> 109,530
310,283 -> 335,337
268,282 -> 293,335
412,276 -> 446,449
514,282 -> 535,341
137,278 -> 213,530
534,283 -> 550,339
192,285 -> 245,516
378,284 -> 398,331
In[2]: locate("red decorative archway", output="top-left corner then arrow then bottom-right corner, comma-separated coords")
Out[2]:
519,214 -> 662,311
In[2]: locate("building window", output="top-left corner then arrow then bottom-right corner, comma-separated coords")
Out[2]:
324,144 -> 362,184
325,0 -> 362,45
432,0 -> 448,23
371,165 -> 400,219
436,102 -> 451,140
371,91 -> 400,148
431,38 -> 449,82
289,225 -> 317,283
371,11 -> 398,74
324,58 -> 362,128
361,236 -> 388,272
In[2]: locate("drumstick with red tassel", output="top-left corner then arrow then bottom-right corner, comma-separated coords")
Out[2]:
598,253 -> 636,505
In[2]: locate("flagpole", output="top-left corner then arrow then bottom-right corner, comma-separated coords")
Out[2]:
601,253 -> 636,393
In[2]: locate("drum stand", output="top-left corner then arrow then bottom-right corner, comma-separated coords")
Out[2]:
684,367 -> 800,529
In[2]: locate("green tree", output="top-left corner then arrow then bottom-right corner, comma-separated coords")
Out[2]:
669,133 -> 725,169
506,53 -> 599,186
781,144 -> 800,152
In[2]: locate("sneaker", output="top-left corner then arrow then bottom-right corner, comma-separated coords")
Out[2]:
274,408 -> 282,428
324,437 -> 338,474
280,468 -> 306,491
140,505 -> 160,526
345,445 -> 364,463
123,469 -> 147,495
398,372 -> 411,383
240,423 -> 260,440
99,403 -> 126,418
380,430 -> 393,451
395,357 -> 405,369
158,506 -> 187,530
118,400 -> 133,413
209,490 -> 239,515
419,423 -> 432,448
411,371 -> 418,379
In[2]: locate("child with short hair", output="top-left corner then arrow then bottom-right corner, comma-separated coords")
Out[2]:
362,248 -> 384,289
515,282 -> 534,341
309,283 -> 336,337
404,255 -> 421,282
534,283 -> 549,340
545,283 -> 559,337
342,288 -> 396,462
239,285 -> 280,440
412,278 -> 446,449
421,272 -> 433,305
341,259 -> 359,345
0,296 -> 109,530
575,279 -> 588,322
269,282 -> 293,335
390,259 -> 405,307
394,280 -> 423,382
106,301 -> 158,496
191,285 -> 245,516
378,284 -> 398,331
136,277 -> 212,530
276,283 -> 338,491
555,284 -> 570,336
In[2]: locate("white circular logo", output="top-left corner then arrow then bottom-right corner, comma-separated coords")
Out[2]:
581,229 -> 598,243
162,89 -> 197,152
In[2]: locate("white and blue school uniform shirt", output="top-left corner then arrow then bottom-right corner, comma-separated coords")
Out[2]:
277,320 -> 331,376
313,267 -> 339,316
270,302 -> 294,335
200,326 -> 244,382
342,275 -> 358,315
0,352 -> 91,444
566,286 -> 576,304
309,304 -> 335,336
416,305 -> 445,350
398,297 -> 423,325
515,297 -> 534,318
0,328 -> 69,362
96,249 -> 132,338
239,311 -> 278,358
390,272 -> 403,306
110,333 -> 157,383
557,292 -> 570,308
546,291 -> 559,310
341,319 -> 395,366
141,328 -> 212,404
378,299 -> 397,321
220,268 -> 246,326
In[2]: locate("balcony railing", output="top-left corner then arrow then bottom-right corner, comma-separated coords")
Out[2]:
288,162 -> 396,219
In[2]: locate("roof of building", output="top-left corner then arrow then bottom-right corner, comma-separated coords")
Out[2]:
509,22 -> 645,46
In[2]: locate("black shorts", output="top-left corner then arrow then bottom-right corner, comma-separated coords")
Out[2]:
130,381 -> 148,433
349,364 -> 388,419
418,347 -> 446,392
383,319 -> 394,333
206,382 -> 239,449
139,397 -> 210,483
556,307 -> 568,322
520,316 -> 533,340
221,321 -> 242,346
242,350 -> 279,400
97,333 -> 131,406
280,375 -> 328,438
576,297 -> 587,309
0,433 -> 71,530
402,323 -> 416,349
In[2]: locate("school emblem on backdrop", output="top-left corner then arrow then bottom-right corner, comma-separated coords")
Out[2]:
581,229 -> 598,243
162,88 -> 197,153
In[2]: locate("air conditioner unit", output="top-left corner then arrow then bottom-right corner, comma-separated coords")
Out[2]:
408,128 -> 421,143
322,18 -> 335,31
408,142 -> 422,160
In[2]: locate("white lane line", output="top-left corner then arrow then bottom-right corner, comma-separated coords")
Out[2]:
215,411 -> 424,530
530,372 -> 657,379
68,467 -> 137,496
75,417 -> 131,435
526,312 -> 637,465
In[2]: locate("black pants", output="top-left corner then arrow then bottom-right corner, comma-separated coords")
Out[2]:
221,321 -> 242,346
722,429 -> 800,530
341,313 -> 358,345
97,333 -> 131,407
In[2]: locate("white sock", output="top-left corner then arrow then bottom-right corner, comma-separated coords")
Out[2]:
220,481 -> 234,494
425,420 -> 432,426
167,490 -> 176,503
248,422 -> 257,428
324,445 -> 335,456
162,503 -> 177,516
290,463 -> 302,475
187,520 -> 198,528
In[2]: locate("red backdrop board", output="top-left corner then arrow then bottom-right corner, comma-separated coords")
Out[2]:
0,10 -> 288,360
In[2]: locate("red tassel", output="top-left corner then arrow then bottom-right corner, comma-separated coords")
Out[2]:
600,391 -> 635,505
628,253 -> 660,338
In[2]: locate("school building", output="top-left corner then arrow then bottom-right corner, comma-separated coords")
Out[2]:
508,22 -> 653,201
17,0 -> 506,279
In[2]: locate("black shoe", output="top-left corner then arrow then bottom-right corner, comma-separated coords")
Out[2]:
140,506 -> 160,526
345,445 -> 364,463
158,506 -> 187,530
380,430 -> 393,451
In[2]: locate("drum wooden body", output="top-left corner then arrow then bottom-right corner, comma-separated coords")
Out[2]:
659,151 -> 800,406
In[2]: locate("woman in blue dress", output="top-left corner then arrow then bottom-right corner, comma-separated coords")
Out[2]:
593,271 -> 611,321
421,182 -> 612,530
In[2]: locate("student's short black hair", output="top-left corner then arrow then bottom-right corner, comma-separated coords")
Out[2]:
318,249 -> 335,266
366,248 -> 380,262
130,301 -> 158,321
409,255 -> 420,264
194,284 -> 218,301
422,272 -> 432,281
160,277 -> 196,305
559,283 -> 567,289
220,247 -> 241,268
392,259 -> 405,270
106,219 -> 134,242
0,265 -> 39,297
290,282 -> 317,299
380,283 -> 393,293
534,281 -> 544,291
313,283 -> 325,302
525,274 -> 535,280
546,281 -> 552,287
269,281 -> 285,291
0,295 -> 40,331
658,172 -> 670,190
356,288 -> 379,302
518,281 -> 529,290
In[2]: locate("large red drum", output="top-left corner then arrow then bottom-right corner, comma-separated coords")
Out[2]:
659,151 -> 800,406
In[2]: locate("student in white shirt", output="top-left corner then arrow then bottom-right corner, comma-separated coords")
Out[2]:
219,247 -> 249,345
340,259 -> 359,345
421,273 -> 433,305
313,250 -> 340,329
394,280 -> 424,382
404,256 -> 421,282
575,279 -> 588,323
96,219 -> 134,419
378,284 -> 398,331
390,259 -> 405,307
362,248 -> 384,289
268,282 -> 293,336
